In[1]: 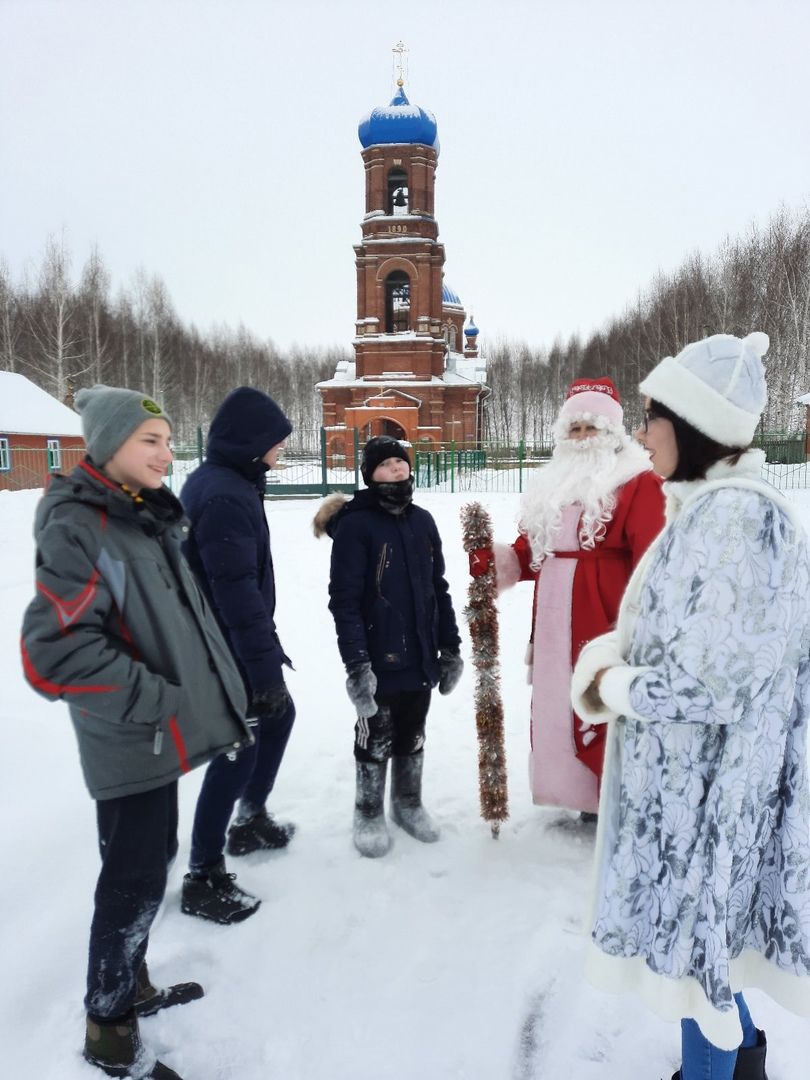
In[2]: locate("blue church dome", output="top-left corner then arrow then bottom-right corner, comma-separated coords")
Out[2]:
464,317 -> 479,338
358,85 -> 440,154
442,283 -> 462,306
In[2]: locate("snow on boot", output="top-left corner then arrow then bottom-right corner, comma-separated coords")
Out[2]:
180,858 -> 261,925
353,759 -> 391,858
226,808 -> 295,855
134,960 -> 204,1017
84,1009 -> 182,1079
390,751 -> 441,843
732,1030 -> 768,1080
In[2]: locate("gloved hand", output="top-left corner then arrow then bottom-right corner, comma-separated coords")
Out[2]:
468,547 -> 494,578
438,648 -> 464,695
345,661 -> 378,719
247,683 -> 293,721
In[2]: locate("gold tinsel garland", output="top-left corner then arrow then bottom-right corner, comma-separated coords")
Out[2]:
460,502 -> 509,837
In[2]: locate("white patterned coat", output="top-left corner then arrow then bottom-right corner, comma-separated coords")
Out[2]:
571,450 -> 810,1050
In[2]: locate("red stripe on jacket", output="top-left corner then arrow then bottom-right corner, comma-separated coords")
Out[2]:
20,639 -> 121,696
37,570 -> 100,633
79,460 -> 120,492
168,715 -> 191,773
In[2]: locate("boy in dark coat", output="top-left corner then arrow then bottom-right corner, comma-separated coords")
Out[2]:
314,435 -> 463,857
180,386 -> 295,924
21,385 -> 253,1079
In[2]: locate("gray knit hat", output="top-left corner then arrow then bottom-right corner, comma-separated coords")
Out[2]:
74,385 -> 172,465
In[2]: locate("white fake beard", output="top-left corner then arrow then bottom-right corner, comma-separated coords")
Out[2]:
519,432 -> 626,569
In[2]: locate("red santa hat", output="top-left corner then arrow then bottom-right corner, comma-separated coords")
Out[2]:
557,377 -> 623,429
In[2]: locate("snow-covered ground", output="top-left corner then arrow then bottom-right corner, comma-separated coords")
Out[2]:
2,488 -> 810,1080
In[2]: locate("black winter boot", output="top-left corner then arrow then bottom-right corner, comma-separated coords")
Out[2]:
84,1009 -> 182,1078
180,859 -> 261,925
353,760 -> 391,858
732,1030 -> 768,1080
669,1031 -> 768,1080
226,808 -> 295,855
390,751 -> 440,843
134,960 -> 204,1017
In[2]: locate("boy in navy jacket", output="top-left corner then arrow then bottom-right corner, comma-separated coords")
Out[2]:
314,436 -> 463,856
180,387 -> 295,924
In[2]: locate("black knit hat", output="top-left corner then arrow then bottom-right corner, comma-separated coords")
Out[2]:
360,436 -> 411,484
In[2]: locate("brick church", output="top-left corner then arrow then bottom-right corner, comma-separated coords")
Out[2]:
318,70 -> 488,463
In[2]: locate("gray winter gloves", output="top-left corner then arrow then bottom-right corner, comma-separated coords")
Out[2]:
346,661 -> 378,719
247,683 -> 293,721
438,648 -> 464,695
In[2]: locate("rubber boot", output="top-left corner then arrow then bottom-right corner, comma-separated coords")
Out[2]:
84,1009 -> 182,1078
353,759 -> 391,857
390,751 -> 440,842
134,960 -> 204,1017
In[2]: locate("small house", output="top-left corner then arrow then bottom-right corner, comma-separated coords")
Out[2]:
0,372 -> 85,491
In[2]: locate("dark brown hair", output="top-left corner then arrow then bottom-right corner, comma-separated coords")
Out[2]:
647,399 -> 747,482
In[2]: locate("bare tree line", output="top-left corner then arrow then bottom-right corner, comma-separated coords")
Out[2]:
4,206 -> 809,452
0,236 -> 347,447
481,205 -> 810,445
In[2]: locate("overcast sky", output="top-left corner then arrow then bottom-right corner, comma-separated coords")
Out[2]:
1,0 -> 809,352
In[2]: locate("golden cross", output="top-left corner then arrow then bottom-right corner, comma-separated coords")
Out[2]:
392,41 -> 408,88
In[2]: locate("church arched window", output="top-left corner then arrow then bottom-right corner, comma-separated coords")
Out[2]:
443,323 -> 457,351
387,168 -> 409,216
385,271 -> 410,333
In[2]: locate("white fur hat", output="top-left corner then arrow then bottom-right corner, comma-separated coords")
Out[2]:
639,332 -> 768,446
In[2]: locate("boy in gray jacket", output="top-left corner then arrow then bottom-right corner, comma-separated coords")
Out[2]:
21,386 -> 253,1080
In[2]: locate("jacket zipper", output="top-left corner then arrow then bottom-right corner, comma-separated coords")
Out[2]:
376,543 -> 388,591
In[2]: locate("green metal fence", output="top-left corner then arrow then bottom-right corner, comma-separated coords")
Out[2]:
755,432 -> 809,490
31,427 -> 799,498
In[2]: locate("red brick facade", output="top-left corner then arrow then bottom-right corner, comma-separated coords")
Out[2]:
0,433 -> 86,492
318,107 -> 486,465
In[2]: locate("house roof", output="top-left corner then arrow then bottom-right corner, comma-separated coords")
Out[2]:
0,372 -> 83,436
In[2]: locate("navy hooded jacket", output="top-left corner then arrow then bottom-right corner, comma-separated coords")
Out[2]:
324,488 -> 461,693
181,387 -> 293,697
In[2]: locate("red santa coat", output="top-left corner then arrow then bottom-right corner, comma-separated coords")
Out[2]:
495,469 -> 664,811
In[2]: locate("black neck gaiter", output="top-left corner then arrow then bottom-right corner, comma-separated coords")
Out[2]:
370,477 -> 414,515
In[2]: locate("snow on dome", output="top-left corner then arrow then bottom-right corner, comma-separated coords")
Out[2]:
358,85 -> 440,154
464,317 -> 480,337
0,371 -> 82,436
442,283 -> 462,306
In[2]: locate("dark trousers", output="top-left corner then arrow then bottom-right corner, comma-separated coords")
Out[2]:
86,781 -> 178,1020
354,689 -> 431,763
189,700 -> 295,871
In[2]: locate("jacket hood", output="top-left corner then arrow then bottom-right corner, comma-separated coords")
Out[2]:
206,387 -> 292,472
35,459 -> 184,537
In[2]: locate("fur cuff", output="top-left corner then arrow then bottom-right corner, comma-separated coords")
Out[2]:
493,543 -> 521,593
570,632 -> 624,724
599,665 -> 651,721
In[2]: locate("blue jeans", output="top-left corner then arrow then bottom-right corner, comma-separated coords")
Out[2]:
680,993 -> 759,1080
189,700 -> 295,870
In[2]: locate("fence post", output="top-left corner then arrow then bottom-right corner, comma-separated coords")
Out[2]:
320,426 -> 328,496
450,440 -> 456,493
518,439 -> 525,493
353,427 -> 360,490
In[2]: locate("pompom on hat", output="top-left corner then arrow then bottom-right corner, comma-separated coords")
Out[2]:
75,385 -> 172,466
556,377 -> 624,433
640,332 -> 768,446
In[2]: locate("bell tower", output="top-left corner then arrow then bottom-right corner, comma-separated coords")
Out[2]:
319,46 -> 487,460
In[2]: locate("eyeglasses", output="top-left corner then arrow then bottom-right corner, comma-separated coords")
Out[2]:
641,409 -> 662,434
